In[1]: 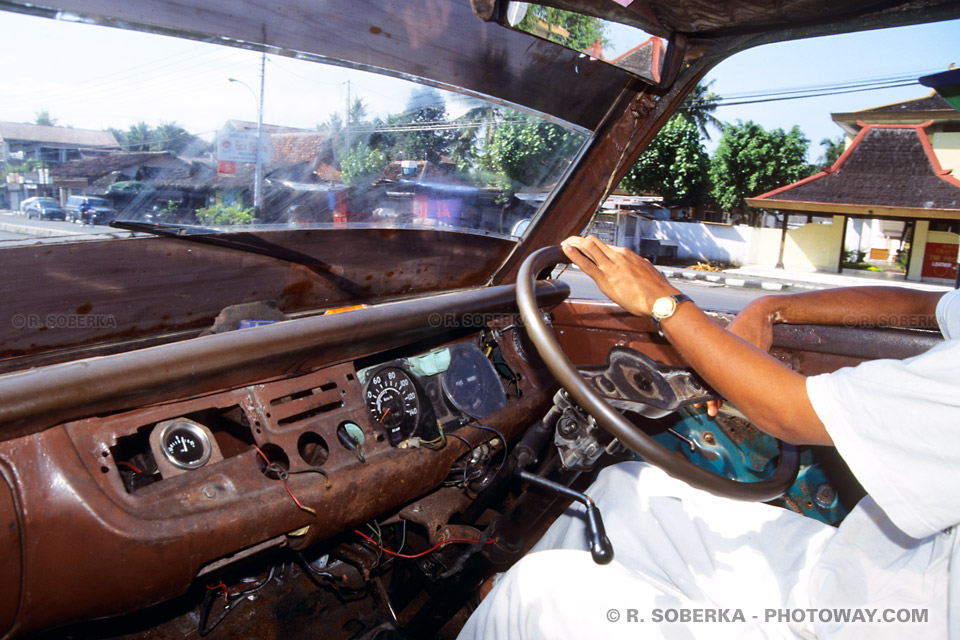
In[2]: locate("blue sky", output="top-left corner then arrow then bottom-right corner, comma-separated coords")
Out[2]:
0,8 -> 957,163
702,19 -> 960,159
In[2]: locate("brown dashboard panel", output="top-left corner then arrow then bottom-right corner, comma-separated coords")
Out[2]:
552,298 -> 943,374
0,285 -> 565,638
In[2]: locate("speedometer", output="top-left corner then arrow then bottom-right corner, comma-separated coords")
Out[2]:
364,366 -> 421,445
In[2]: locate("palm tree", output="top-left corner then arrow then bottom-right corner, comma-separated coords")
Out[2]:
34,110 -> 58,127
680,81 -> 723,140
125,122 -> 153,152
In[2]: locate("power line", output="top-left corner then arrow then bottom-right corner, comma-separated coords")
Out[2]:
686,80 -> 922,109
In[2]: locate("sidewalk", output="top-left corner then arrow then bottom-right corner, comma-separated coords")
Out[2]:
658,263 -> 955,293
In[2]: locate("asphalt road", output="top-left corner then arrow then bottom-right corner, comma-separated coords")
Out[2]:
559,267 -> 782,312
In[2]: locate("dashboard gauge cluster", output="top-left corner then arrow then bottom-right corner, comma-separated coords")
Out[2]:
359,340 -> 509,446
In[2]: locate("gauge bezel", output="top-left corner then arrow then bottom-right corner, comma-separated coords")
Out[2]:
158,419 -> 213,470
362,362 -> 437,446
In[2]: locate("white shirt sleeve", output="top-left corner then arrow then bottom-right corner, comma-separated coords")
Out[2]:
807,336 -> 960,539
937,289 -> 960,340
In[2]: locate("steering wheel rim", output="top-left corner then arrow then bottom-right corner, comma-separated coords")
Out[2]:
517,245 -> 799,502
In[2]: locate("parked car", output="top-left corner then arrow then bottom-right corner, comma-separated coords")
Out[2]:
23,197 -> 65,221
64,195 -> 117,225
0,1 -> 955,640
17,196 -> 40,214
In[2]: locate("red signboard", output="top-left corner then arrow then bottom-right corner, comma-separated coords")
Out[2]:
921,242 -> 959,279
217,161 -> 236,175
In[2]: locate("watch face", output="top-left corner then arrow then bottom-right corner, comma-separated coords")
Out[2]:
652,296 -> 676,319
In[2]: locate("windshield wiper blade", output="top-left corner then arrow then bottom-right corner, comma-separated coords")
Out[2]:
109,220 -> 368,296
110,219 -> 220,236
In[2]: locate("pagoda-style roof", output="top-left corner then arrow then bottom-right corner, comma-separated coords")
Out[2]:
832,91 -> 959,135
746,123 -> 960,220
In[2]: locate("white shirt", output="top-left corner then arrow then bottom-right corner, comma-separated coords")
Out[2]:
459,290 -> 960,640
805,289 -> 960,638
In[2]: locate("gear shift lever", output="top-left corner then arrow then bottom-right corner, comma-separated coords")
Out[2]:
516,469 -> 614,565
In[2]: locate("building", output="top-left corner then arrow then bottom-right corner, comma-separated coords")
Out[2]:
746,91 -> 960,284
1,122 -> 120,209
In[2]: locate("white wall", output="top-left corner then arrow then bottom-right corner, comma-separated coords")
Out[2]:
639,220 -> 753,265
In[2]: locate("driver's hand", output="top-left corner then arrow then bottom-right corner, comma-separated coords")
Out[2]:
561,236 -> 680,317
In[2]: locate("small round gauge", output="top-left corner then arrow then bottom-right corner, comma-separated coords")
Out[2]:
364,366 -> 421,445
158,420 -> 212,469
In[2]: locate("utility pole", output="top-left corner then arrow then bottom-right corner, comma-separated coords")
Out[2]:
254,51 -> 265,217
228,51 -> 266,218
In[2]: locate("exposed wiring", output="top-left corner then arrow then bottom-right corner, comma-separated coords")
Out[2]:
353,529 -> 496,559
253,444 -> 330,515
199,566 -> 277,636
117,460 -> 143,474
420,425 -> 447,450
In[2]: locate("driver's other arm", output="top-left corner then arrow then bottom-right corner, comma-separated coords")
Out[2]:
561,236 -> 943,447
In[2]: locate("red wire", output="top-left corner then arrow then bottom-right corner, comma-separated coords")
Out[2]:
117,461 -> 143,474
253,444 -> 316,515
354,529 -> 495,559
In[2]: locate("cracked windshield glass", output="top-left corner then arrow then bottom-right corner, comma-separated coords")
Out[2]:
0,12 -> 588,245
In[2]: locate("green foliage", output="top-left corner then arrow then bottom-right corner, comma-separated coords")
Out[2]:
818,135 -> 846,169
620,115 -> 710,207
1,158 -> 42,178
34,110 -> 58,127
679,81 -> 722,140
109,121 -> 209,155
386,87 -> 455,165
518,6 -> 609,52
341,144 -> 388,186
448,102 -> 502,173
478,112 -> 581,197
195,203 -> 254,226
709,120 -> 812,226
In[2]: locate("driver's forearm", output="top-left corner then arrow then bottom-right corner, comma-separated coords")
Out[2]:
746,287 -> 942,329
660,303 -> 830,446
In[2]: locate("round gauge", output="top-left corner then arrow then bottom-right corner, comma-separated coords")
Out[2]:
364,366 -> 421,445
442,343 -> 507,419
158,420 -> 213,469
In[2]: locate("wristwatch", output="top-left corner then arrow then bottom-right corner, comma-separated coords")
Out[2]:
650,294 -> 694,332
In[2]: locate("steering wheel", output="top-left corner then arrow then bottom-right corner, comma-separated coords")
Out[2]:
516,246 -> 799,502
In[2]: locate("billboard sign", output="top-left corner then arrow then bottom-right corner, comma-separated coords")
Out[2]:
216,131 -> 271,164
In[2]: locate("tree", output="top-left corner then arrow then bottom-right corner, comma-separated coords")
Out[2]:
517,6 -> 609,52
109,121 -> 208,154
679,81 -> 723,140
34,110 -> 58,127
123,121 -> 154,152
620,115 -> 710,207
709,120 -> 812,226
818,135 -> 846,169
478,111 -> 581,196
389,87 -> 455,165
341,143 -> 387,186
448,100 -> 502,173
154,121 -> 208,155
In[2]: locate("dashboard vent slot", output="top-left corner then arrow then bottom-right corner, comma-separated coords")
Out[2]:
270,381 -> 344,426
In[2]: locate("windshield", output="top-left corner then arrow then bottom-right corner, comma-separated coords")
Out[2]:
0,12 -> 589,244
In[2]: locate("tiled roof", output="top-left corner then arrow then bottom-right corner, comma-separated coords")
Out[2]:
270,132 -> 328,164
857,92 -> 952,114
749,124 -> 960,212
609,37 -> 664,83
52,152 -> 184,178
0,122 -> 119,148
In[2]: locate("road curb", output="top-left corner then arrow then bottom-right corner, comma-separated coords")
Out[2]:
0,221 -> 86,238
656,266 -> 825,292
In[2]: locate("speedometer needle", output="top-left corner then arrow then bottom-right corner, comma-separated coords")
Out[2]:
379,408 -> 391,422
